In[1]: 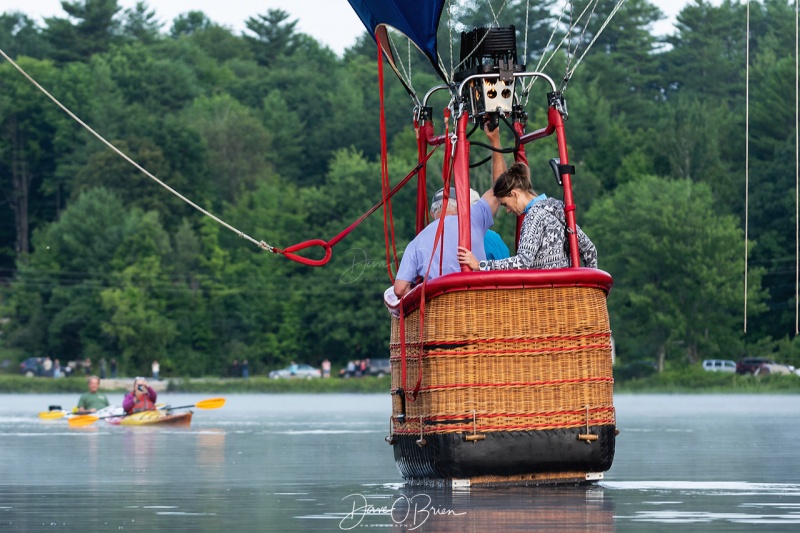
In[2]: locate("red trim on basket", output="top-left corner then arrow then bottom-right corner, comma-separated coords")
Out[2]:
391,419 -> 617,434
424,407 -> 616,421
416,376 -> 614,392
397,269 -> 613,316
420,343 -> 612,357
390,332 -> 611,348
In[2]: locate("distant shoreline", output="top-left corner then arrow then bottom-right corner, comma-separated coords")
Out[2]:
1,373 -> 799,394
0,375 -> 393,394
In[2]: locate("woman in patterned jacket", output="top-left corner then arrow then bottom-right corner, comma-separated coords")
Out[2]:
457,163 -> 597,271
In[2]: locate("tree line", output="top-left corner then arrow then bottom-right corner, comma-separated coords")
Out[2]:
0,0 -> 797,377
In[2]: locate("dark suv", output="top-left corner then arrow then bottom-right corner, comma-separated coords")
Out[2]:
19,357 -> 41,377
736,357 -> 776,375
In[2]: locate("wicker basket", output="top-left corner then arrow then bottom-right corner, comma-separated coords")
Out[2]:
390,284 -> 614,437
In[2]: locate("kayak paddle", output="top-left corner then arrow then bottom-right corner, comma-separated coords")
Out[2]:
68,397 -> 225,427
160,397 -> 226,411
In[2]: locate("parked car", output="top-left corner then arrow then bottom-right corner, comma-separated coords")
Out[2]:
702,359 -> 736,373
754,363 -> 796,376
269,364 -> 321,379
19,357 -> 40,377
736,357 -> 777,375
367,359 -> 391,377
17,357 -> 74,377
340,359 -> 391,378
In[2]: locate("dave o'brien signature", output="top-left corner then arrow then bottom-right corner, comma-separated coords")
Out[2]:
339,492 -> 465,530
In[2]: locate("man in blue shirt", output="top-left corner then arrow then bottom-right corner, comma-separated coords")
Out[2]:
470,188 -> 509,260
392,127 -> 506,298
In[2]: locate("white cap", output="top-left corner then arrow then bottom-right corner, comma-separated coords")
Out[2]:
469,188 -> 480,205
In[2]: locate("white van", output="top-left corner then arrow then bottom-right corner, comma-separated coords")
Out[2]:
702,359 -> 736,373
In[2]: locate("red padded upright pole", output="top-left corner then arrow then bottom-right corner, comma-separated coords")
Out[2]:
549,106 -> 580,267
513,121 -> 528,166
454,113 -> 471,271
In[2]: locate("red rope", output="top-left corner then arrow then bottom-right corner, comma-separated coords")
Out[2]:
418,344 -> 612,357
273,149 -> 437,266
416,376 -> 614,392
423,407 -> 616,421
407,135 -> 456,403
390,332 -> 612,348
378,45 -> 399,281
399,299 -> 406,397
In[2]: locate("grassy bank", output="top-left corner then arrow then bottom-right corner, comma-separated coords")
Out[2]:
613,367 -> 800,393
2,369 -> 799,394
165,376 -> 391,393
0,375 -> 392,394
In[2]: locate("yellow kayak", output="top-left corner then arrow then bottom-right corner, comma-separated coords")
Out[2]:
110,410 -> 193,426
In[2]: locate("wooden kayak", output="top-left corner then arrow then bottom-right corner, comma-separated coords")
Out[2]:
107,410 -> 193,426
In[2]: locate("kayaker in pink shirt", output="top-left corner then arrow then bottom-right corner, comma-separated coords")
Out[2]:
123,377 -> 157,414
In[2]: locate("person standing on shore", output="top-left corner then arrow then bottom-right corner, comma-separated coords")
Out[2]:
151,360 -> 160,381
110,358 -> 117,378
76,376 -> 110,414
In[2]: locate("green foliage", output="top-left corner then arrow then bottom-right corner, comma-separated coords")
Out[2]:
744,334 -> 800,370
615,364 -> 800,394
664,0 -> 747,100
166,376 -> 391,393
181,93 -> 273,204
120,2 -> 162,45
0,375 -> 92,393
44,0 -> 123,63
244,9 -> 301,68
0,13 -> 52,59
585,175 -> 767,367
0,0 -> 792,380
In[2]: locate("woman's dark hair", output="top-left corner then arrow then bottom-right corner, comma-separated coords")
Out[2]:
493,163 -> 533,198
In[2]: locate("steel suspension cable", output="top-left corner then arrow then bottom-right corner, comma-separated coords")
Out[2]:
0,47 -> 275,253
448,0 -> 511,80
523,0 -> 571,103
794,0 -> 800,336
562,0 -> 626,93
744,0 -> 750,333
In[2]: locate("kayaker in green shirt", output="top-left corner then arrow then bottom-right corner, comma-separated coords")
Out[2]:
76,376 -> 110,414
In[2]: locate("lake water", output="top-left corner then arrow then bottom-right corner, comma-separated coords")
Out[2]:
1,393 -> 799,532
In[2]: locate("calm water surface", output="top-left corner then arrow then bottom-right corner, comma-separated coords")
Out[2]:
1,393 -> 799,531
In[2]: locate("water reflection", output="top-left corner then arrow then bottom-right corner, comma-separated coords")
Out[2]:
2,394 -> 800,531
196,429 -> 226,466
325,485 -> 615,532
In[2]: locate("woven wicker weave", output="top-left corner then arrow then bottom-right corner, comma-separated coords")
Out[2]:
390,286 -> 614,436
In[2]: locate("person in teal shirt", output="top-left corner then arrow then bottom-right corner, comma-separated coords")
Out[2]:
484,229 -> 509,260
76,376 -> 110,414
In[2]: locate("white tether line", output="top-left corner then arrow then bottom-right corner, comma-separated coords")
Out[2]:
744,0 -> 750,332
0,47 -> 274,252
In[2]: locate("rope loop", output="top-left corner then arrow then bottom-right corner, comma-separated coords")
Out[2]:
278,239 -> 333,267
